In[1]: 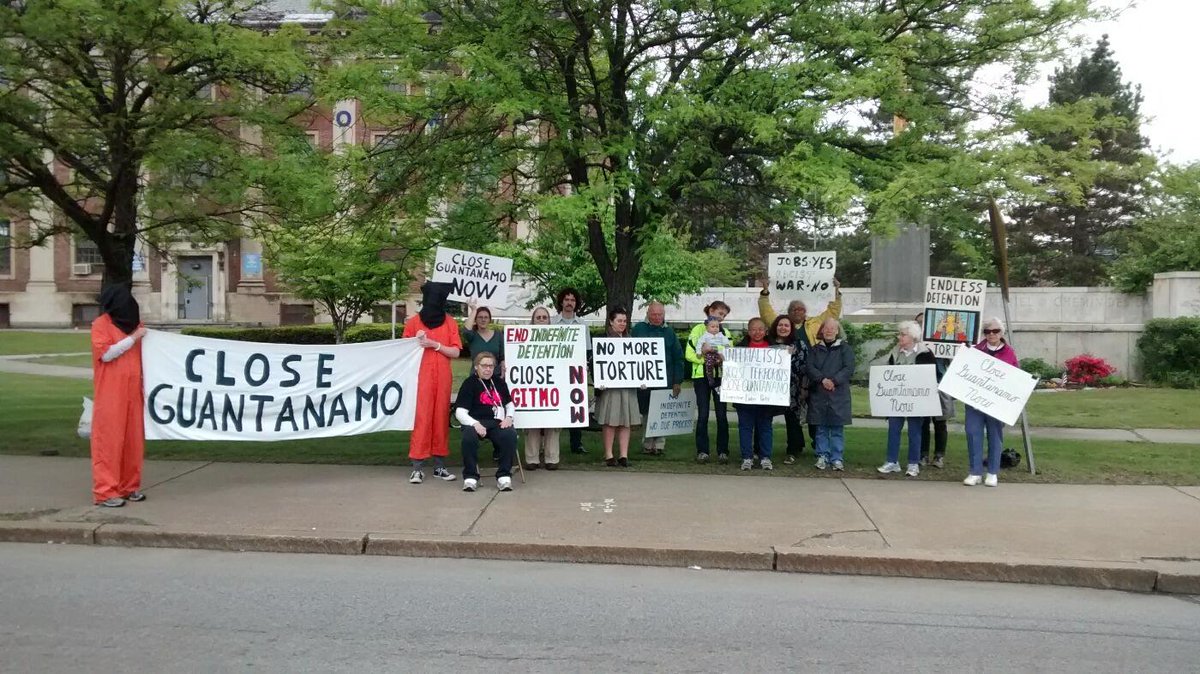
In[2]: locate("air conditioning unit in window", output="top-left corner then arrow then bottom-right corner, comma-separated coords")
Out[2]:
72,263 -> 92,276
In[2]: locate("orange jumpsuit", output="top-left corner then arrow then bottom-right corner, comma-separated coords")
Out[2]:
90,314 -> 145,503
403,315 -> 462,460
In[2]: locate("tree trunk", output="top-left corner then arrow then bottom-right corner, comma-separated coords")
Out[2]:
100,179 -> 140,289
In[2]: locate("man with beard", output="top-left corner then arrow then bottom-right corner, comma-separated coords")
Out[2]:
551,287 -> 590,454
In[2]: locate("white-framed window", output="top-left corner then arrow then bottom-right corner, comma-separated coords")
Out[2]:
73,235 -> 104,272
0,220 -> 11,275
371,131 -> 396,149
305,131 -> 321,149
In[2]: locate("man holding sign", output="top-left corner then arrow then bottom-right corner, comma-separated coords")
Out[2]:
431,246 -> 515,307
761,252 -> 843,346
631,302 -> 685,455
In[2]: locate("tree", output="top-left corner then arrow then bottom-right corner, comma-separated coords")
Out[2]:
330,0 -> 1090,314
0,0 -> 310,288
1007,35 -> 1155,286
1109,163 -> 1200,293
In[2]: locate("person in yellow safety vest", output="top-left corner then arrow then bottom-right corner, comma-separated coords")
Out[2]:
757,278 -> 843,348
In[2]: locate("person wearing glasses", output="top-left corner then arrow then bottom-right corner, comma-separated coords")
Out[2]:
963,317 -> 1019,488
455,351 -> 518,493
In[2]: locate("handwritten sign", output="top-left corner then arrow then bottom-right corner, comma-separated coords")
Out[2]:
592,338 -> 667,388
504,324 -> 589,428
719,347 -> 790,407
767,251 -> 837,316
644,388 -> 697,438
868,364 -> 942,417
938,347 -> 1038,426
923,276 -> 986,359
432,247 -> 514,306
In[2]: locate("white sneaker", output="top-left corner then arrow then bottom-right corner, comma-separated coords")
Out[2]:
740,458 -> 753,471
408,470 -> 423,484
498,476 -> 513,491
433,467 -> 457,481
905,463 -> 920,478
462,478 -> 477,492
815,456 -> 828,470
963,474 -> 982,486
877,462 -> 902,474
984,473 -> 999,487
761,458 -> 774,471
832,460 -> 844,471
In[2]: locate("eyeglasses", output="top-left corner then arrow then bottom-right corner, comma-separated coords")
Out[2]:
983,329 -> 1002,335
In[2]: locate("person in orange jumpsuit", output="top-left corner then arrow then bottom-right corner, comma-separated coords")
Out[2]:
402,281 -> 462,485
90,284 -> 148,507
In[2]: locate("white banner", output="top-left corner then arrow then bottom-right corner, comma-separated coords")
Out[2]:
592,337 -> 667,389
868,364 -> 943,417
938,347 -> 1038,426
504,324 -> 589,429
923,276 -> 986,360
644,388 -> 697,438
767,250 -> 837,315
431,246 -> 514,306
142,331 -> 422,441
719,347 -> 790,406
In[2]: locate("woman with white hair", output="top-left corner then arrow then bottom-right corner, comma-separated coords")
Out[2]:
964,317 -> 1020,487
806,317 -> 855,470
878,320 -> 935,478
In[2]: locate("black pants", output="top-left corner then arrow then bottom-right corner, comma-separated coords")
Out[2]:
569,428 -> 583,452
920,417 -> 948,460
784,410 -> 807,456
462,422 -> 517,480
693,376 -> 728,456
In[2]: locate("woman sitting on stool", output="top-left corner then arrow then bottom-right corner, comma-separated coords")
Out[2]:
455,351 -> 518,493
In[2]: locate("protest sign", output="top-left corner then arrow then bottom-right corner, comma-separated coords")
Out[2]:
504,324 -> 589,428
431,246 -> 514,306
767,251 -> 837,315
923,276 -> 986,359
142,331 -> 422,441
644,388 -> 697,438
868,364 -> 943,417
719,347 -> 791,407
939,347 -> 1038,426
592,337 -> 667,389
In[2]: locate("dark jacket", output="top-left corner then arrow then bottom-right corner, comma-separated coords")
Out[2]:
806,338 -> 855,426
631,320 -> 686,387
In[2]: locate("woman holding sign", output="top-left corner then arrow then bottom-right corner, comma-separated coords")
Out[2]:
455,351 -> 518,492
806,318 -> 855,471
877,321 -> 935,478
963,318 -> 1019,488
595,308 -> 642,467
403,281 -> 462,485
522,306 -> 561,470
734,318 -> 777,471
463,305 -> 504,375
769,316 -> 809,464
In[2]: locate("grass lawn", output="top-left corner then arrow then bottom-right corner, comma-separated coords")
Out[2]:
16,354 -> 94,368
0,330 -> 91,356
5,371 -> 1198,485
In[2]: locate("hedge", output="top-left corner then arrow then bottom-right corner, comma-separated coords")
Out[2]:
1137,317 -> 1200,388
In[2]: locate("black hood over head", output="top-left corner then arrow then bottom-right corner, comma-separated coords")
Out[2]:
99,284 -> 140,335
418,281 -> 453,329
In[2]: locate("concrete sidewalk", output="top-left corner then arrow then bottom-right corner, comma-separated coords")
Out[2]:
2,455 -> 1198,594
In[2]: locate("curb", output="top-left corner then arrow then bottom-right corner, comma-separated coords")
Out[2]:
93,525 -> 366,555
0,521 -> 97,545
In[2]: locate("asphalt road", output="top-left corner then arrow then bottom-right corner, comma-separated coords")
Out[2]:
2,544 -> 1198,672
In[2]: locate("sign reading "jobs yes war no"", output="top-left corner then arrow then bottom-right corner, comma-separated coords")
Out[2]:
504,325 -> 589,429
592,338 -> 667,388
431,247 -> 514,306
767,251 -> 837,316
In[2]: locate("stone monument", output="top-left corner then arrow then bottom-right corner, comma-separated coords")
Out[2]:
849,224 -> 929,323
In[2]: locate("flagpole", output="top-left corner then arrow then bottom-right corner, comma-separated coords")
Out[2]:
988,199 -> 1036,474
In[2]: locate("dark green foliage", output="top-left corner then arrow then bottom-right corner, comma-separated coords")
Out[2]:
1020,357 -> 1064,380
1138,318 -> 1200,389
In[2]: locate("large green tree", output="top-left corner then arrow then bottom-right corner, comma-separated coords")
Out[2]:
1109,162 -> 1200,293
0,0 -> 310,288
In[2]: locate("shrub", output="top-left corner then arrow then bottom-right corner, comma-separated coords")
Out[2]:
1096,374 -> 1128,387
344,324 -> 399,343
1019,357 -> 1063,381
1138,317 -> 1200,388
1064,353 -> 1116,386
180,325 -> 337,344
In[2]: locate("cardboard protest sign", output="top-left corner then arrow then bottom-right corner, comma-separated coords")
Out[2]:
767,251 -> 837,315
719,347 -> 790,407
923,276 -> 986,359
504,324 -> 589,428
938,346 -> 1038,426
868,364 -> 943,417
142,331 -> 422,441
432,247 -> 514,306
592,337 -> 667,388
644,388 -> 697,438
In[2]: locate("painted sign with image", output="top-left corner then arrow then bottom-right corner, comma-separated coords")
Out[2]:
767,251 -> 837,315
504,324 -> 589,428
644,388 -> 697,438
719,347 -> 791,407
868,364 -> 943,417
431,247 -> 514,306
938,346 -> 1038,426
922,276 -> 986,359
592,338 -> 667,389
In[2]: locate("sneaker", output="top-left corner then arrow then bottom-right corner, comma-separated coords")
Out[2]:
905,463 -> 920,478
498,476 -> 513,492
571,446 -> 588,455
433,467 -> 457,481
984,473 -> 999,488
761,458 -> 774,471
815,456 -> 828,470
125,491 -> 146,502
463,478 -> 478,492
740,458 -> 753,471
696,452 -> 709,464
877,462 -> 902,474
832,460 -> 844,471
783,455 -> 796,465
96,497 -> 125,508
963,474 -> 983,486
408,470 -> 424,484
932,456 -> 945,469
717,453 -> 729,465
920,456 -> 930,466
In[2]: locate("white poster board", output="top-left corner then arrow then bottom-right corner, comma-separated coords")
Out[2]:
592,337 -> 667,389
868,364 -> 943,417
767,251 -> 837,316
431,246 -> 514,306
644,388 -> 697,438
504,324 -> 589,428
938,347 -> 1038,426
142,331 -> 422,441
923,276 -> 986,359
718,347 -> 790,407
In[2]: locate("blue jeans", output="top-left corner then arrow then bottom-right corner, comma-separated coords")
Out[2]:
886,417 -> 923,465
737,407 -> 774,460
814,425 -> 845,462
693,377 -> 728,456
965,406 -> 1004,475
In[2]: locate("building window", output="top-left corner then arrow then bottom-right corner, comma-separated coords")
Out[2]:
371,131 -> 397,149
305,131 -> 321,149
74,235 -> 104,273
0,220 -> 10,275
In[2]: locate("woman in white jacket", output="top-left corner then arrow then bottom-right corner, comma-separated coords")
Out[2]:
455,351 -> 518,493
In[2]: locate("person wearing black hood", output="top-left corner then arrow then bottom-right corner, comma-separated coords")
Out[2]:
402,281 -> 463,485
90,284 -> 148,507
